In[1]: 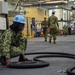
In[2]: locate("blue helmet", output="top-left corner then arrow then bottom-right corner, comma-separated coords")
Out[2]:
52,10 -> 55,13
13,15 -> 25,24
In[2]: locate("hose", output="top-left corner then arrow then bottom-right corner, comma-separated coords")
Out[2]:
25,52 -> 75,75
67,66 -> 75,75
0,52 -> 75,74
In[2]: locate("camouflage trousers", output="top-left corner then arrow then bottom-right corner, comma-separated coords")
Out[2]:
49,27 -> 58,40
43,30 -> 48,39
63,30 -> 67,36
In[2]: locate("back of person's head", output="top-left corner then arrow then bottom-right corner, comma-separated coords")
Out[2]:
52,10 -> 55,14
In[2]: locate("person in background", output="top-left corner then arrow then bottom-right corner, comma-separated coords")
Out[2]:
41,16 -> 48,42
68,27 -> 71,35
63,25 -> 68,36
48,10 -> 59,44
0,15 -> 29,66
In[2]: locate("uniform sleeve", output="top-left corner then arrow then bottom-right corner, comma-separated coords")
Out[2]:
41,21 -> 43,25
48,17 -> 50,27
11,36 -> 27,55
56,17 -> 59,27
19,37 -> 27,53
2,31 -> 12,59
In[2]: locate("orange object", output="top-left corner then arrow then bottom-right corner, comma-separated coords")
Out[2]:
40,31 -> 43,35
40,31 -> 44,36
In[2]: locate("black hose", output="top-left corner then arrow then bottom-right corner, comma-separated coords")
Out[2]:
9,52 -> 75,58
25,52 -> 75,56
25,52 -> 75,75
33,54 -> 75,61
0,52 -> 75,74
8,61 -> 49,69
67,67 -> 75,75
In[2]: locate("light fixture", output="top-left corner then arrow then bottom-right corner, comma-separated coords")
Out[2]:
70,12 -> 72,15
63,10 -> 66,13
55,6 -> 58,7
45,1 -> 67,3
69,0 -> 74,1
72,0 -> 74,1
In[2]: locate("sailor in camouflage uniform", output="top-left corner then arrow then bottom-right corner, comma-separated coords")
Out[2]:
0,15 -> 29,66
41,16 -> 48,42
48,10 -> 59,44
63,25 -> 68,36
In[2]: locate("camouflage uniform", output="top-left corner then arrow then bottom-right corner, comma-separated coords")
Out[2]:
48,15 -> 59,43
63,25 -> 68,36
41,20 -> 48,41
0,28 -> 27,59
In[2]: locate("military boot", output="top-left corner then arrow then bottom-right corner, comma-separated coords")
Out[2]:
0,56 -> 6,65
49,39 -> 51,43
18,54 -> 29,62
18,54 -> 25,62
53,40 -> 56,44
45,38 -> 47,42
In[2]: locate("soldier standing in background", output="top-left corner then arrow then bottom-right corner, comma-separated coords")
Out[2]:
63,25 -> 68,36
48,10 -> 59,44
68,27 -> 71,35
41,16 -> 48,42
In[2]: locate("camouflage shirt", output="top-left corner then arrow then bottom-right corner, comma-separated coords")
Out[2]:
0,28 -> 27,58
48,15 -> 59,28
63,25 -> 68,33
41,20 -> 48,26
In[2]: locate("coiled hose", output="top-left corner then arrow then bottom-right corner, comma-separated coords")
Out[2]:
0,52 -> 75,75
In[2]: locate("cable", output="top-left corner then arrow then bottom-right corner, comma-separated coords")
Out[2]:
0,52 -> 75,75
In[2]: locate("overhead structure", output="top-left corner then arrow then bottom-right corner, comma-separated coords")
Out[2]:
7,0 -> 75,11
